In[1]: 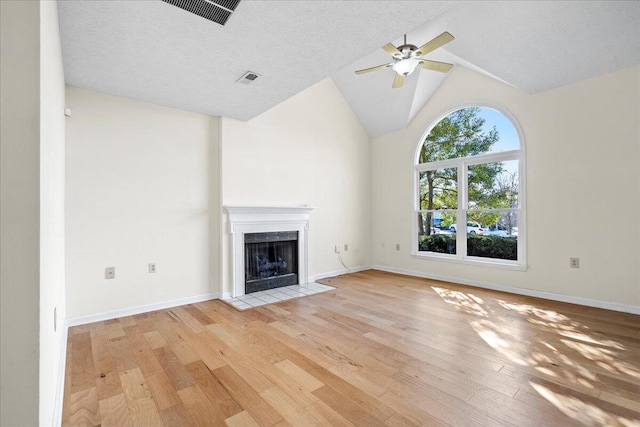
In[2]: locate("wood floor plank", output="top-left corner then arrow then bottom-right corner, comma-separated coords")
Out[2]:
260,386 -> 322,426
203,327 -> 275,392
69,331 -> 96,394
170,338 -> 201,366
159,403 -> 197,427
184,304 -> 215,326
91,331 -> 117,376
144,330 -> 169,349
213,364 -> 285,427
185,360 -> 243,418
98,393 -> 133,427
328,362 -> 388,398
176,385 -> 227,427
128,396 -> 164,426
127,325 -> 165,378
146,370 -> 181,411
61,339 -> 74,426
224,410 -> 260,427
62,270 -> 640,427
95,371 -> 123,401
67,386 -> 100,427
173,321 -> 227,371
119,367 -> 152,402
153,345 -> 196,391
305,400 -> 357,427
106,322 -> 126,339
207,322 -> 321,408
313,384 -> 388,426
172,307 -> 206,333
274,359 -> 324,392
110,335 -> 138,373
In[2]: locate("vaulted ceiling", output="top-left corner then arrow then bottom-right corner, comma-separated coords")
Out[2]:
58,1 -> 640,137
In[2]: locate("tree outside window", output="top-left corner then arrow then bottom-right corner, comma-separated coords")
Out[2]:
415,106 -> 524,266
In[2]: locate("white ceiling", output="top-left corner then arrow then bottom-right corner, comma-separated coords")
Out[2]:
57,1 -> 640,137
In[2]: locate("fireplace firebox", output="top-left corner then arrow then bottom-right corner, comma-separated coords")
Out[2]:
224,205 -> 313,298
244,231 -> 298,294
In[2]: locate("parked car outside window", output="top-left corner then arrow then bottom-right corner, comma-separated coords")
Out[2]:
449,221 -> 485,234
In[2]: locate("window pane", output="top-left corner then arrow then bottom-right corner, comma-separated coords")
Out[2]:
418,212 -> 456,254
467,211 -> 518,260
468,160 -> 518,210
419,168 -> 457,210
418,107 -> 519,163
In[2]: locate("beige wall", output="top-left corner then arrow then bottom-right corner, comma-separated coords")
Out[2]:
1,2 -> 67,423
371,65 -> 640,309
65,77 -> 371,312
220,78 -> 372,294
1,1 -> 41,425
40,1 -> 67,424
65,87 -> 219,318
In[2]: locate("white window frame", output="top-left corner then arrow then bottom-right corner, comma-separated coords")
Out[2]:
411,104 -> 527,270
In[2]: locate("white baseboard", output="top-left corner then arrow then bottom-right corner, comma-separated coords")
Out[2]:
65,292 -> 220,327
52,319 -> 69,427
373,264 -> 640,315
311,264 -> 372,282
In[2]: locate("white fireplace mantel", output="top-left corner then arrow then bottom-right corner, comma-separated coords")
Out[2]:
224,206 -> 315,298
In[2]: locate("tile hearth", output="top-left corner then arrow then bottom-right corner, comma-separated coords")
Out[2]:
221,282 -> 334,311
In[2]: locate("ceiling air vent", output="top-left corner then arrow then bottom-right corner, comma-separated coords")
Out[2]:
237,71 -> 260,85
161,0 -> 241,26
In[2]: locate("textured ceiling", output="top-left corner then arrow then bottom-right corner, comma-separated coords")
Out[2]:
57,1 -> 640,137
333,0 -> 640,136
57,0 -> 459,121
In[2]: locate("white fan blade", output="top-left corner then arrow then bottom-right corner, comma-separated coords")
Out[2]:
392,73 -> 405,88
355,63 -> 392,75
383,43 -> 403,59
415,32 -> 454,56
420,60 -> 454,73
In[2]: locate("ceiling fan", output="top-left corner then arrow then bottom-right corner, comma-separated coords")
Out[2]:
355,31 -> 455,88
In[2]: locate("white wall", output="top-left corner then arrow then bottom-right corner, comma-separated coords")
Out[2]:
40,1 -> 67,424
371,65 -> 640,310
0,1 -> 41,425
65,87 -> 219,318
220,78 -> 371,293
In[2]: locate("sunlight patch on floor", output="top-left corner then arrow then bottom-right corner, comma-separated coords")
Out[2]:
530,382 -> 640,427
431,285 -> 640,424
470,319 -> 532,366
431,286 -> 489,317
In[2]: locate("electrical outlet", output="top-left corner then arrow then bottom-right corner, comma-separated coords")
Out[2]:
149,263 -> 157,273
344,244 -> 348,252
396,243 -> 400,251
105,266 -> 115,279
334,245 -> 340,254
570,257 -> 579,269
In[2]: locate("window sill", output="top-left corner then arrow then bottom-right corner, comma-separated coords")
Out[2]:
410,251 -> 528,271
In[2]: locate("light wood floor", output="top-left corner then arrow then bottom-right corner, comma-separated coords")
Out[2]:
62,270 -> 640,426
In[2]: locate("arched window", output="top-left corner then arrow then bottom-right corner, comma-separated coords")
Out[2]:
413,106 -> 526,269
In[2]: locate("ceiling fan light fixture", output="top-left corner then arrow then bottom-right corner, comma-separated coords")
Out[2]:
392,58 -> 421,76
354,31 -> 455,88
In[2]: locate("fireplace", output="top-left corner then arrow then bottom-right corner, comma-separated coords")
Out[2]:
224,206 -> 314,298
244,231 -> 298,293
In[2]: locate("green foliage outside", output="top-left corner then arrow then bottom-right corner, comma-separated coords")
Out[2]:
418,107 -> 518,235
419,234 -> 517,260
418,234 -> 456,254
467,235 -> 517,260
